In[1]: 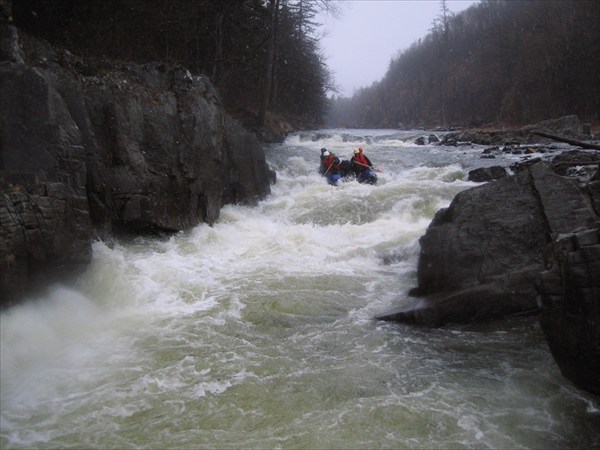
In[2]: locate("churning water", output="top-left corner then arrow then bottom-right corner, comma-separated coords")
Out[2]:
1,129 -> 598,449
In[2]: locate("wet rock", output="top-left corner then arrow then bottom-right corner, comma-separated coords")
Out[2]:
389,167 -> 550,325
482,146 -> 500,155
1,28 -> 274,308
520,115 -> 590,140
441,115 -> 593,147
539,229 -> 600,395
550,149 -> 600,177
467,166 -> 507,182
509,157 -> 542,173
386,157 -> 598,327
378,150 -> 600,393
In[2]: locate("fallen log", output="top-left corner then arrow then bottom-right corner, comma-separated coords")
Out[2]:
532,130 -> 600,150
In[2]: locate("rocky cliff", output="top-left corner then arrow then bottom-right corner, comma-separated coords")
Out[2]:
1,26 -> 274,308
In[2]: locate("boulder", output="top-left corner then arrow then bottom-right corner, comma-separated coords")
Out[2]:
520,114 -> 589,139
467,166 -> 507,182
1,27 -> 274,308
428,134 -> 440,144
377,149 -> 600,393
380,167 -> 549,326
482,146 -> 500,155
378,151 -> 599,327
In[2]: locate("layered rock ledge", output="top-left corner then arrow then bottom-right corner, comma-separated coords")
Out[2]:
438,115 -> 594,146
1,27 -> 274,308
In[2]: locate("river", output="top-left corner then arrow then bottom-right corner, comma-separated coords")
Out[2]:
1,129 -> 598,449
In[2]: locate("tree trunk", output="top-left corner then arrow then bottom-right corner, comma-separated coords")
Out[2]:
532,131 -> 600,150
259,0 -> 279,128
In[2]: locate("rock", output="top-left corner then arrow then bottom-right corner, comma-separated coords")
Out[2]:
520,114 -> 589,140
414,136 -> 427,145
1,185 -> 92,304
384,168 -> 548,326
467,166 -> 507,182
377,150 -> 600,393
539,229 -> 600,395
482,146 -> 500,155
440,115 -> 592,146
1,28 -> 274,308
509,157 -> 542,173
379,154 -> 599,327
550,149 -> 600,177
442,136 -> 458,146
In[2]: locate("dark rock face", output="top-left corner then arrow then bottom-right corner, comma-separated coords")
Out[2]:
467,166 -> 507,182
1,27 -> 274,307
1,185 -> 92,306
540,229 -> 600,395
381,167 -> 550,325
379,152 -> 599,328
377,150 -> 600,393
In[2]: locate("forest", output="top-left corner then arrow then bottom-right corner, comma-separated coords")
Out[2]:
326,0 -> 600,129
11,0 -> 335,132
10,0 -> 600,132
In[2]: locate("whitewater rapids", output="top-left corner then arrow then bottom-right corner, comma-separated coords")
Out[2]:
1,129 -> 598,449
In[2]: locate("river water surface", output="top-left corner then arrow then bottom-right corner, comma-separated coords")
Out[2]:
1,129 -> 598,449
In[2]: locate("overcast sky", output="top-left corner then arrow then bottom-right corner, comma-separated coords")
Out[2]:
317,0 -> 479,97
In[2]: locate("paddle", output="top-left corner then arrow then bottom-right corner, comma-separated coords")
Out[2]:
324,155 -> 341,176
354,160 -> 384,173
324,162 -> 333,176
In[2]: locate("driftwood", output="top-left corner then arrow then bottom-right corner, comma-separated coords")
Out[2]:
532,130 -> 600,150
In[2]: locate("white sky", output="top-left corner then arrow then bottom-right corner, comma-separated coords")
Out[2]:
318,0 -> 479,97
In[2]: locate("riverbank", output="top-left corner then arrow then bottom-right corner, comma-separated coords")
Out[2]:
435,116 -> 599,147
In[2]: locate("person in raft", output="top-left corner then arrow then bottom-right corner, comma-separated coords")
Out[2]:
319,147 -> 328,175
350,147 -> 377,184
322,150 -> 342,186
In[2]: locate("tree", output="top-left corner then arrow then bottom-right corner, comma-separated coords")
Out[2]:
326,0 -> 600,128
12,0 -> 334,129
259,0 -> 280,127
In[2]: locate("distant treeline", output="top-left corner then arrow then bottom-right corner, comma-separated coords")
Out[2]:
12,0 -> 334,129
326,0 -> 600,129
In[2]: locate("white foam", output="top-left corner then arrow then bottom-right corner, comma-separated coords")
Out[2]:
2,129 -> 596,450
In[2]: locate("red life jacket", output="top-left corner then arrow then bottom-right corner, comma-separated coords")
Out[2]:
353,153 -> 370,170
324,155 -> 338,171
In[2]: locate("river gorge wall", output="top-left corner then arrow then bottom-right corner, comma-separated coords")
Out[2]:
1,25 -> 274,307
